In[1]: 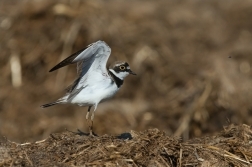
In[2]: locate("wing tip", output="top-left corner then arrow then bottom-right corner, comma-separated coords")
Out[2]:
49,68 -> 55,72
49,65 -> 58,72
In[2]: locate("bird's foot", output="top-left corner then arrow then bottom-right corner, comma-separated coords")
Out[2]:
66,128 -> 89,136
88,128 -> 98,137
77,129 -> 90,136
66,128 -> 98,137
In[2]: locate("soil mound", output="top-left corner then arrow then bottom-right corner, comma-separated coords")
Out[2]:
1,124 -> 251,166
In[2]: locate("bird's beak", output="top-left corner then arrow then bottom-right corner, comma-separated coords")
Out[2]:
129,70 -> 136,75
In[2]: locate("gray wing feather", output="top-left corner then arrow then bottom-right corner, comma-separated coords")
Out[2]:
67,85 -> 87,101
65,77 -> 81,93
74,41 -> 111,77
76,55 -> 96,76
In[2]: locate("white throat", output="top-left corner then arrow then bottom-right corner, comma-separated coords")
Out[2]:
109,69 -> 129,80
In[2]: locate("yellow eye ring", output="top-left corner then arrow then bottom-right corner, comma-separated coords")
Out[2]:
120,66 -> 125,70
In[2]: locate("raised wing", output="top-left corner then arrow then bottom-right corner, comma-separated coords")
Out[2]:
49,41 -> 111,76
49,40 -> 111,96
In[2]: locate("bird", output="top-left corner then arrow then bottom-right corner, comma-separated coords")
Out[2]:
41,40 -> 136,136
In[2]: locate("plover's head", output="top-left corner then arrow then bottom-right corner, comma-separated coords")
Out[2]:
109,61 -> 136,80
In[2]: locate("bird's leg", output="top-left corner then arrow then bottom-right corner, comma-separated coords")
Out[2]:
86,106 -> 94,136
89,119 -> 94,136
88,105 -> 98,136
91,111 -> 95,121
89,111 -> 96,135
86,106 -> 92,120
88,110 -> 95,136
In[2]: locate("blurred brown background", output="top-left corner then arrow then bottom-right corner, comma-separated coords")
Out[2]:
1,0 -> 252,143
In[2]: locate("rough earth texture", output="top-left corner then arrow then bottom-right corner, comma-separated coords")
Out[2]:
1,124 -> 252,166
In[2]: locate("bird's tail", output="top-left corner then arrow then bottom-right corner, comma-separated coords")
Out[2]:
40,101 -> 60,108
41,95 -> 68,108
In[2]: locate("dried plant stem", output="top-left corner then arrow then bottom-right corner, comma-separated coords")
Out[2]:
10,53 -> 22,88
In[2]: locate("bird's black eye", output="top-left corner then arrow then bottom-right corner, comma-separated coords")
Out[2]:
120,66 -> 125,70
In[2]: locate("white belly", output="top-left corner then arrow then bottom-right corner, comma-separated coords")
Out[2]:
70,81 -> 119,106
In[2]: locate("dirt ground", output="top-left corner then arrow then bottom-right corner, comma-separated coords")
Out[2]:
1,0 -> 252,166
0,124 -> 252,166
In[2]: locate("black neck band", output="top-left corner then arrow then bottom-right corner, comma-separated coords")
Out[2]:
108,71 -> 124,88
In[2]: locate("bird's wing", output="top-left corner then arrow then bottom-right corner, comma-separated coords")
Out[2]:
49,40 -> 111,96
50,41 -> 110,73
